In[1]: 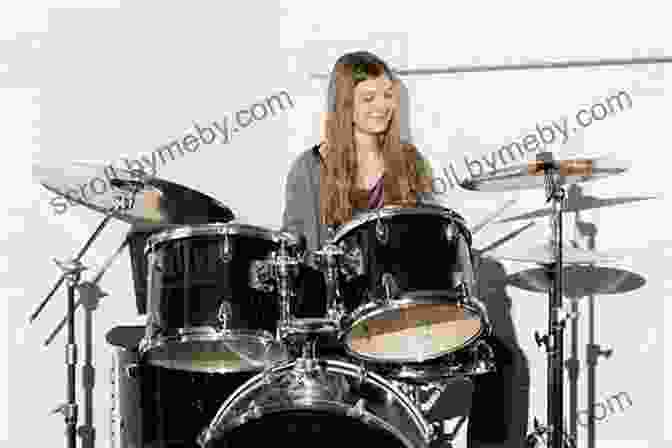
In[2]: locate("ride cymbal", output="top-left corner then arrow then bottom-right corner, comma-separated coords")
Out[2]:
461,153 -> 629,192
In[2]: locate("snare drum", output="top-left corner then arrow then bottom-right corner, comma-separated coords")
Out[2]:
333,205 -> 490,364
198,358 -> 434,448
141,223 -> 296,373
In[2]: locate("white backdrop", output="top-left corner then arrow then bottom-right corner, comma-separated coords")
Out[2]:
1,1 -> 670,447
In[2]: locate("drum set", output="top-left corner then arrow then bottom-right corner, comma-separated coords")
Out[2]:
29,151 -> 642,448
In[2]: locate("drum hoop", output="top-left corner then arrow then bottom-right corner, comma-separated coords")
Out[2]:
200,358 -> 431,446
206,401 -> 418,448
340,296 -> 488,363
140,329 -> 278,354
389,341 -> 497,383
144,222 -> 298,254
332,205 -> 468,242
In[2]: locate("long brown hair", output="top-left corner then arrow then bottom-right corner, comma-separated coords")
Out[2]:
320,59 -> 431,227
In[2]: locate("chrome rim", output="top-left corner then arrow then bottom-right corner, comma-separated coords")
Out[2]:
332,205 -> 468,242
145,222 -> 298,254
199,358 -> 432,447
340,296 -> 489,364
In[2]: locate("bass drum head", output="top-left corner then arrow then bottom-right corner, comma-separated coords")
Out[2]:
207,409 -> 415,448
343,296 -> 486,364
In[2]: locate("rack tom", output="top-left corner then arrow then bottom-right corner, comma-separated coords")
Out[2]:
332,205 -> 490,364
140,223 -> 296,373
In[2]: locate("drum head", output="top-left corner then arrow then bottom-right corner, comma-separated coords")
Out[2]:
343,298 -> 484,363
142,332 -> 288,373
205,409 -> 413,448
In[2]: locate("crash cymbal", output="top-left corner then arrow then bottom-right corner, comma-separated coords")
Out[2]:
33,161 -> 234,230
498,194 -> 658,223
507,266 -> 646,298
461,153 -> 629,192
491,241 -> 621,265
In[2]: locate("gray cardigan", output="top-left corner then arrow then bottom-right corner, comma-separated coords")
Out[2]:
280,144 -> 436,252
280,144 -> 475,300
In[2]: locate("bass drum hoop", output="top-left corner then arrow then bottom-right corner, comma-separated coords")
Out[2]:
198,358 -> 432,448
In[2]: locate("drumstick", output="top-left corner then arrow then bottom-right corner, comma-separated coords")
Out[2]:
470,198 -> 518,235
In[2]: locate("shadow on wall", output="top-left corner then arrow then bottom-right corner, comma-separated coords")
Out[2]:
468,256 -> 531,447
427,256 -> 531,447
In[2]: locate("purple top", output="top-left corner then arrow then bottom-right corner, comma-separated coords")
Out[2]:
367,175 -> 384,209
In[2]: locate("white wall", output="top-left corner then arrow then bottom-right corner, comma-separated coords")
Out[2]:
1,1 -> 670,447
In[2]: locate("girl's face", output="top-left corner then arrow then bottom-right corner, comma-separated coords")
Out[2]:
352,75 -> 395,136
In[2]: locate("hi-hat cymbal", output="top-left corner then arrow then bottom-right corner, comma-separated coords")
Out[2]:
33,161 -> 234,229
491,241 -> 621,265
498,194 -> 658,223
507,266 -> 646,298
461,153 -> 629,192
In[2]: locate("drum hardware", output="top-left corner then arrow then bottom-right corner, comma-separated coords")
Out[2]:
525,418 -> 576,448
381,272 -> 400,302
29,200 -> 134,448
313,227 -> 348,322
270,238 -> 302,340
216,232 -> 231,262
217,300 -> 233,327
462,151 -> 629,448
375,209 -> 389,245
249,259 -> 275,292
340,243 -> 365,280
443,221 -> 458,241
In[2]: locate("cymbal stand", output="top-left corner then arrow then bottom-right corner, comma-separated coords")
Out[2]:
574,215 -> 613,448
527,153 -> 573,448
565,297 -> 580,444
29,191 -> 137,448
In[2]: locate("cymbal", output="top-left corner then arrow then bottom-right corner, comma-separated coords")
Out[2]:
507,266 -> 646,298
461,153 -> 629,192
498,194 -> 658,223
491,241 -> 621,265
34,161 -> 234,230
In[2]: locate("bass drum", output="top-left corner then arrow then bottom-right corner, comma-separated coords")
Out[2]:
108,325 -> 255,448
198,358 -> 434,448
